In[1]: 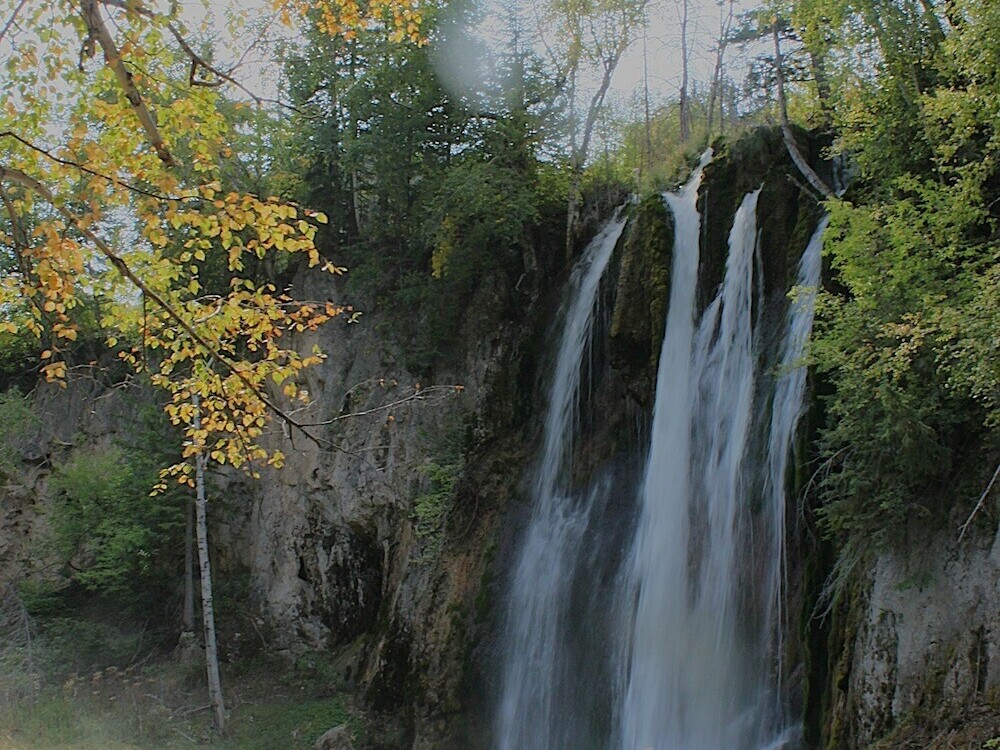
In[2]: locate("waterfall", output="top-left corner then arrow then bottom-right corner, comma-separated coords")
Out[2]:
759,214 -> 830,716
495,212 -> 627,750
494,156 -> 828,750
621,176 -> 763,750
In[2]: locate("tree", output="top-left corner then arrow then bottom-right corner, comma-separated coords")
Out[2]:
0,0 -> 423,732
677,0 -> 691,143
757,0 -> 1000,548
706,0 -> 736,139
532,0 -> 647,256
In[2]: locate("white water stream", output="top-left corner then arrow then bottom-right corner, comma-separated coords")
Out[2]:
495,212 -> 627,750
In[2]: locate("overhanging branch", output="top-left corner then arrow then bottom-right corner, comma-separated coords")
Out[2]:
80,0 -> 176,166
0,161 -> 324,448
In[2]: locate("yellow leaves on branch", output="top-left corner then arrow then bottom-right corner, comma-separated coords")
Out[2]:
277,0 -> 425,43
161,185 -> 330,271
0,0 -> 366,489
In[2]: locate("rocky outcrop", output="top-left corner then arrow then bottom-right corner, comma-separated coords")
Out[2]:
821,525 -> 1000,749
608,195 -> 674,406
229,257 -> 551,748
315,724 -> 356,750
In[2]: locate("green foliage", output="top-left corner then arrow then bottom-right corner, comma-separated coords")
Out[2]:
48,444 -> 184,598
33,617 -> 144,680
0,329 -> 38,391
615,99 -> 737,192
0,388 -> 38,479
280,2 -> 602,374
805,0 -> 1000,546
413,459 -> 462,557
411,416 -> 466,560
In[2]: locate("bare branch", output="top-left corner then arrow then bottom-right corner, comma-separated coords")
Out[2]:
0,0 -> 27,47
958,461 -> 1000,542
298,385 -> 464,428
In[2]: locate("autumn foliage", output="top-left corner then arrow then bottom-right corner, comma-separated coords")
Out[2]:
0,0 -> 419,485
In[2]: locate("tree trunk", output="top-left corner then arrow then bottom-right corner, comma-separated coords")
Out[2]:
642,31 -> 652,185
772,22 -> 833,199
183,499 -> 195,632
678,0 -> 691,142
809,47 -> 833,126
193,395 -> 226,733
706,0 -> 734,139
565,47 -> 625,259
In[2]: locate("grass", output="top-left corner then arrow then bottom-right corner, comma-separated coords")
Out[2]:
0,660 -> 354,750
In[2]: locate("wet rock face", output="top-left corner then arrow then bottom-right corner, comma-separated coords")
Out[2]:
608,196 -> 674,407
824,526 -> 1000,748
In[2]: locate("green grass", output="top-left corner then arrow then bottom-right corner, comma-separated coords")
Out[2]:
0,664 -> 353,750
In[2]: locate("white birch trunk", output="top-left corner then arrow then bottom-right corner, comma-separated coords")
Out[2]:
193,394 -> 226,732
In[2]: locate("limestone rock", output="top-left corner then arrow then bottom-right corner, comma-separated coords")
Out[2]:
829,524 -> 1000,747
314,724 -> 354,750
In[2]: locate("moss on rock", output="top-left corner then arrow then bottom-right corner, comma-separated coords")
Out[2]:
608,195 -> 675,406
698,126 -> 826,319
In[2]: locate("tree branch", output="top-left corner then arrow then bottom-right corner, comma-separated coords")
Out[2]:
0,161 -> 324,448
81,0 -> 175,166
298,385 -> 464,428
99,0 -> 303,113
0,0 -> 27,47
0,131 -> 187,202
958,461 -> 1000,542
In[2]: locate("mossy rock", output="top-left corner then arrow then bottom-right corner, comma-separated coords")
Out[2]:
608,195 -> 675,406
698,126 -> 826,319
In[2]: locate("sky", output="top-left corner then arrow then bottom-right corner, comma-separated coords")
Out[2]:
616,0 -> 762,103
182,0 -> 764,113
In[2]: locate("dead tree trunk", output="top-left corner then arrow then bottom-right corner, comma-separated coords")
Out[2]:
772,21 -> 833,199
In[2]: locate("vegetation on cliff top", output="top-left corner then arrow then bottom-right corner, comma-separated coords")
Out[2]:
783,0 -> 1000,547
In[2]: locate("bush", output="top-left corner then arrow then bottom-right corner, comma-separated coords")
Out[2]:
48,445 -> 184,600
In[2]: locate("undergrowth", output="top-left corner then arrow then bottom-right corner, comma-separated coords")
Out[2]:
0,659 -> 353,750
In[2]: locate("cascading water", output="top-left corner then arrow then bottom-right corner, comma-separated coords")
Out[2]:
494,154 -> 828,750
495,212 -> 627,750
621,177 -> 765,750
758,214 -> 831,730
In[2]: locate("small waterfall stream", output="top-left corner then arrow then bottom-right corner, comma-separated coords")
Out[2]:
495,213 -> 627,750
494,158 -> 828,750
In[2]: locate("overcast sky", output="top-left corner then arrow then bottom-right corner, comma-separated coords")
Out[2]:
190,0 -> 763,112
